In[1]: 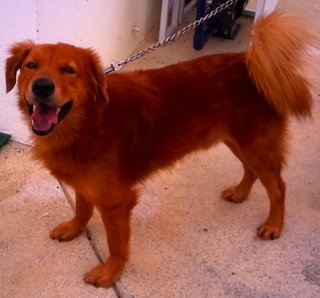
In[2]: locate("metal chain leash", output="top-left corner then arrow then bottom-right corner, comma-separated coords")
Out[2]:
104,0 -> 238,74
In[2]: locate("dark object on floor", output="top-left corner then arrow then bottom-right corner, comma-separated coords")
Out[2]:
0,132 -> 11,149
194,0 -> 249,50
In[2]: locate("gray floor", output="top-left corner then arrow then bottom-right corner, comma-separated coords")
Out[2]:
1,1 -> 320,297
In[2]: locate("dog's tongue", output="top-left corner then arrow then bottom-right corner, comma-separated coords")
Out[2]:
32,103 -> 58,131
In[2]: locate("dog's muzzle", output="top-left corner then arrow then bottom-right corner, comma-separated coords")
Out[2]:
27,78 -> 73,136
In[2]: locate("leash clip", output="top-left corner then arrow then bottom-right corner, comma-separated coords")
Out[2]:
103,61 -> 122,74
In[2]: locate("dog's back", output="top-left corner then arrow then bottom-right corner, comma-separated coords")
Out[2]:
106,10 -> 320,180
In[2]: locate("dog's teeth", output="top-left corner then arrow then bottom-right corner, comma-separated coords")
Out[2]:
33,105 -> 36,112
57,107 -> 61,114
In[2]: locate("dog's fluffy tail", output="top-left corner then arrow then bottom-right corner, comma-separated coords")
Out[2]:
246,10 -> 319,118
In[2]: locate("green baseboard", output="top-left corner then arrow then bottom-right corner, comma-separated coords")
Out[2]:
0,132 -> 11,149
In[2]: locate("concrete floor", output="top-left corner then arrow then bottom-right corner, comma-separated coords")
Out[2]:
1,1 -> 320,297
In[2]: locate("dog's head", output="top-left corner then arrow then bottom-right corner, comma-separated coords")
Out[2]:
6,41 -> 108,136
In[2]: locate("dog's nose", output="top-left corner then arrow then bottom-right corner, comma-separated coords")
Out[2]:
32,78 -> 55,98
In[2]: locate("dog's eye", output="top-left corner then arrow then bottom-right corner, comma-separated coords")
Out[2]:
26,62 -> 37,69
63,67 -> 76,74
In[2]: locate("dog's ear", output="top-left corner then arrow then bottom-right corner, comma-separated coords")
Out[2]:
86,49 -> 108,103
5,40 -> 35,93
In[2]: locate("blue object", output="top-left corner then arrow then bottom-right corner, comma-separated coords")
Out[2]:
193,0 -> 247,50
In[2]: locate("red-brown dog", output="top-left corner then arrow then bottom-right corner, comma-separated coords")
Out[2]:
5,11 -> 317,287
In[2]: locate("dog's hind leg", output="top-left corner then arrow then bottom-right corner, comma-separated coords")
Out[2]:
50,192 -> 94,241
223,135 -> 286,240
241,143 -> 286,240
221,141 -> 257,203
255,168 -> 286,240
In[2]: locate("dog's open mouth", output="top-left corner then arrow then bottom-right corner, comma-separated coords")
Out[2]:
26,100 -> 73,136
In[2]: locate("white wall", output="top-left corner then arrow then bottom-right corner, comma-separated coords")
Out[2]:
0,0 -> 161,144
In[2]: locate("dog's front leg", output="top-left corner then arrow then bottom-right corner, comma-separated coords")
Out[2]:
50,192 -> 94,241
84,189 -> 137,288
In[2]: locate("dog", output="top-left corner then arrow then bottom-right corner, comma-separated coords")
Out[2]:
5,11 -> 318,287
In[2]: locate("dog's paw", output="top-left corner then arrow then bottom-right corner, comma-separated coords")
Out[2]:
221,186 -> 247,203
84,261 -> 124,288
50,218 -> 84,241
257,222 -> 282,240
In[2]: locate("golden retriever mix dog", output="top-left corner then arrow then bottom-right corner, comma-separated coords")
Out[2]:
5,11 -> 318,287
